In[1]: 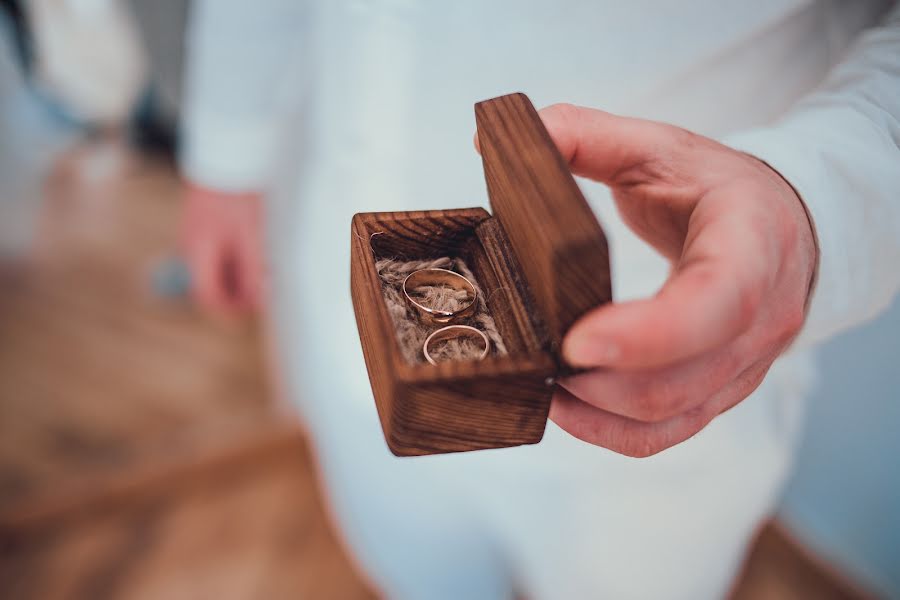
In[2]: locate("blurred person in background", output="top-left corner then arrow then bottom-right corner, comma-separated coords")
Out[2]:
0,0 -> 147,256
0,0 -> 185,260
0,0 -> 183,151
180,2 -> 900,598
5,0 -> 146,129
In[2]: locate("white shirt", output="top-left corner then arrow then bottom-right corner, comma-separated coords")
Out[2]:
181,3 -> 900,598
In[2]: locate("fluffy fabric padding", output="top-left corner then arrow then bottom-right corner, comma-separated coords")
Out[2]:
376,256 -> 508,364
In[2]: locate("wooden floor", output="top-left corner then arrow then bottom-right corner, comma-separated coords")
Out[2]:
0,140 -> 869,599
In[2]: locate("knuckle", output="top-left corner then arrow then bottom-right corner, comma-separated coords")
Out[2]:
772,306 -> 806,347
667,124 -> 698,147
747,369 -> 768,395
621,437 -> 669,459
540,103 -> 582,131
737,287 -> 763,329
779,212 -> 800,250
732,364 -> 770,400
544,102 -> 579,120
785,306 -> 806,336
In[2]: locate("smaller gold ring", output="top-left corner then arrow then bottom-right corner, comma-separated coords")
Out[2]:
423,325 -> 490,365
402,268 -> 477,324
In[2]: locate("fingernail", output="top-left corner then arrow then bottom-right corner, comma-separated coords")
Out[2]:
564,333 -> 620,367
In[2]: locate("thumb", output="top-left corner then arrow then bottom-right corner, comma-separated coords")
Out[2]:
536,103 -> 671,185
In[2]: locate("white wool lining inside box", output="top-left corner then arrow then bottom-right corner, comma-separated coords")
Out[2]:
376,256 -> 508,364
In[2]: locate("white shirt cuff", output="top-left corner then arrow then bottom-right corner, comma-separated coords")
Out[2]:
724,128 -> 846,349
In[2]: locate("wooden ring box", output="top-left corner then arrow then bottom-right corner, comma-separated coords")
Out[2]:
350,93 -> 612,456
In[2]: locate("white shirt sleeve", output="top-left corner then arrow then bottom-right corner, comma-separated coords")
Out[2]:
725,3 -> 900,348
179,0 -> 310,193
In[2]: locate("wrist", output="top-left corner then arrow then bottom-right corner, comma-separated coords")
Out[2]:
745,154 -> 820,314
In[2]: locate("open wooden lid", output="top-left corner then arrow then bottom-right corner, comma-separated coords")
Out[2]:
475,93 -> 612,355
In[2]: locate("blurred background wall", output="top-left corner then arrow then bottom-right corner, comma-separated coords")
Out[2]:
780,298 -> 900,597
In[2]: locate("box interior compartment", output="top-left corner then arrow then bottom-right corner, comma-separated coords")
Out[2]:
359,210 -> 551,363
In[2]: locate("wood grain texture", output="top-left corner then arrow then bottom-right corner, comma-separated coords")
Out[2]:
350,93 -> 614,455
1,441 -> 374,600
0,140 -> 373,599
469,217 -> 549,357
475,93 -> 612,352
0,147 -> 264,524
351,209 -> 555,456
350,93 -> 612,455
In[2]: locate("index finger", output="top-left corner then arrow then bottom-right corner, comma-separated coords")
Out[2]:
475,103 -> 667,185
536,103 -> 673,184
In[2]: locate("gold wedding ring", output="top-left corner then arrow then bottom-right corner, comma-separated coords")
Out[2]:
423,325 -> 490,366
402,268 -> 477,324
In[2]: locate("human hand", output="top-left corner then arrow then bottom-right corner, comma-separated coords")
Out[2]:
180,184 -> 266,316
537,104 -> 818,457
